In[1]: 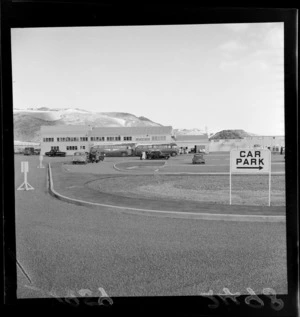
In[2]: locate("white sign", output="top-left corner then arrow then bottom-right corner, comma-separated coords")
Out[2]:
229,149 -> 271,206
230,149 -> 271,173
37,154 -> 45,168
21,161 -> 28,173
18,161 -> 34,191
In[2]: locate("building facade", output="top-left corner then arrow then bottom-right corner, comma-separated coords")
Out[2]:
40,125 -> 174,155
174,134 -> 210,152
208,136 -> 285,152
40,125 -> 285,155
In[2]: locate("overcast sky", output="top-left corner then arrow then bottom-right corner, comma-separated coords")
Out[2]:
11,23 -> 284,135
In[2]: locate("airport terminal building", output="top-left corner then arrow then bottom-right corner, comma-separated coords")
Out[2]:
40,125 -> 285,155
40,125 -> 174,155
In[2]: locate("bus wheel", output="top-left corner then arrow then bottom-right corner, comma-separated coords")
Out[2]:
171,152 -> 176,156
121,152 -> 127,157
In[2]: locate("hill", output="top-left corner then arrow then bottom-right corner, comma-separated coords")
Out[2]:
209,130 -> 256,140
13,108 -> 162,142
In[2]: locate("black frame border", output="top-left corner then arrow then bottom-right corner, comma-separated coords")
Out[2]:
1,2 -> 298,316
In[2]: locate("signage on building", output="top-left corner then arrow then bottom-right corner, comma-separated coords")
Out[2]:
135,137 -> 151,142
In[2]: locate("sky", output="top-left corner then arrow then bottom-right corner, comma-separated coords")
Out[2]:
11,23 -> 284,135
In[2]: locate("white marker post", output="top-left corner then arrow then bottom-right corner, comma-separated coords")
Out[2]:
230,149 -> 271,206
17,161 -> 34,191
37,153 -> 45,168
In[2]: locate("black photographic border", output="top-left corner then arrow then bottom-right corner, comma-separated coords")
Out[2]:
1,2 -> 298,315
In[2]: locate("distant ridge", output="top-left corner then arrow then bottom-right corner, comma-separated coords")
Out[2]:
13,108 -> 259,143
13,107 -> 162,142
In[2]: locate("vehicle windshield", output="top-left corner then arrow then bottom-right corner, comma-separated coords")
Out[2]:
74,152 -> 85,156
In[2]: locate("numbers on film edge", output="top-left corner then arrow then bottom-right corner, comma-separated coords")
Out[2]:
200,287 -> 284,311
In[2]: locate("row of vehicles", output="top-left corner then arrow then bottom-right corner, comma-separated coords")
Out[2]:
85,143 -> 179,157
24,144 -> 206,164
35,143 -> 179,158
24,147 -> 41,155
72,149 -> 205,164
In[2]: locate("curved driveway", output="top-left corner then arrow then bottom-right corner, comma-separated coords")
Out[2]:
49,153 -> 285,221
14,155 -> 287,298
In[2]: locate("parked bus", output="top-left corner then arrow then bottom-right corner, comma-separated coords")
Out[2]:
90,143 -> 134,157
134,143 -> 179,157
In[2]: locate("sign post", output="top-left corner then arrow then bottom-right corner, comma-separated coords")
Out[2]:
17,161 -> 34,191
37,153 -> 45,168
229,155 -> 232,205
230,149 -> 271,206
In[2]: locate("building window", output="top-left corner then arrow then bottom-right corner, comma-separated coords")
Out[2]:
43,137 -> 54,142
66,146 -> 78,150
107,137 -> 115,141
80,137 -> 88,142
80,146 -> 86,150
115,136 -> 121,141
124,136 -> 132,141
91,137 -> 104,141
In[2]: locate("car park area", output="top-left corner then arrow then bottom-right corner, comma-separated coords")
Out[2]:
14,152 -> 287,298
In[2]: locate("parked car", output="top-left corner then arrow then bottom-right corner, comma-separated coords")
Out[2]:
192,153 -> 205,164
72,151 -> 88,164
45,149 -> 66,157
88,150 -> 105,163
24,147 -> 35,155
146,150 -> 170,160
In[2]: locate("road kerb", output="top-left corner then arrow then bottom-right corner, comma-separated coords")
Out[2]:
48,163 -> 285,223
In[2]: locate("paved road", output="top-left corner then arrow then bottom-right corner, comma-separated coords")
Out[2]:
47,153 -> 285,175
14,155 -> 287,298
115,153 -> 285,174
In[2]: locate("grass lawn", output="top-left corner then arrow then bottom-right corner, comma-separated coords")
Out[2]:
88,174 -> 285,206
